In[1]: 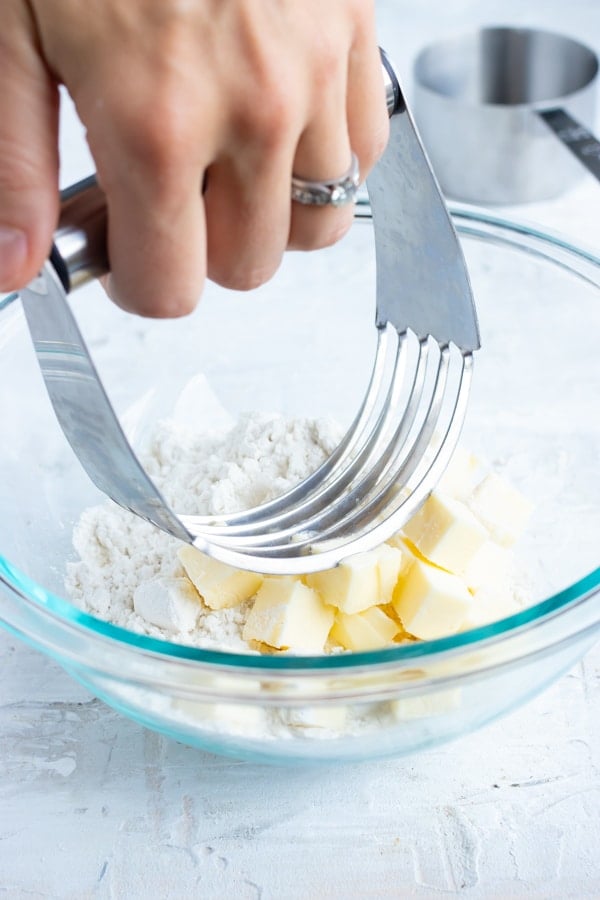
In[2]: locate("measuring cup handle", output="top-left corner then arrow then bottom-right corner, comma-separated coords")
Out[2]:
539,109 -> 600,183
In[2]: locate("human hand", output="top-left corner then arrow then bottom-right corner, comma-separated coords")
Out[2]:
0,0 -> 388,316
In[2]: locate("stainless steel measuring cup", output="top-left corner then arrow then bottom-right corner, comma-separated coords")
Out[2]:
413,26 -> 600,204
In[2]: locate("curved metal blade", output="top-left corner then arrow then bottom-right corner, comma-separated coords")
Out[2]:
367,81 -> 480,352
19,264 -> 191,542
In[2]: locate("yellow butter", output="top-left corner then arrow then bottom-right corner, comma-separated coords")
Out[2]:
243,577 -> 334,653
390,688 -> 461,720
178,545 -> 263,609
467,472 -> 533,547
306,543 -> 403,614
462,585 -> 522,630
373,543 -> 403,603
392,557 -> 472,639
463,540 -> 512,592
173,699 -> 265,732
305,550 -> 380,614
401,492 -> 488,575
437,445 -> 483,500
330,605 -> 400,651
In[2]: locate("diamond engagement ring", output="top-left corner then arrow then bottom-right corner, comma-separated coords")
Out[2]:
291,152 -> 361,207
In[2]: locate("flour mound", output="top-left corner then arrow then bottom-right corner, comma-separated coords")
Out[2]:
65,412 -> 342,651
147,411 -> 341,516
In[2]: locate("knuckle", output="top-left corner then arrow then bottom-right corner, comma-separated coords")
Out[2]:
244,99 -> 293,153
352,0 -> 375,28
347,0 -> 376,37
235,67 -> 296,150
91,76 -> 197,184
316,42 -> 348,92
125,102 -> 194,172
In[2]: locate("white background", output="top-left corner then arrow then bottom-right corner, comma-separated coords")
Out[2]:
1,1 -> 599,897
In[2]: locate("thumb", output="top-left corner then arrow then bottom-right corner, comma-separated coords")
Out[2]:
0,7 -> 59,291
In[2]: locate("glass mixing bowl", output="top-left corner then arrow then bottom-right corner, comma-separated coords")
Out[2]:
1,209 -> 599,764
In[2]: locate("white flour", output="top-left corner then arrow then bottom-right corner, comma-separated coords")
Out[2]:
66,401 -> 532,743
66,411 -> 342,652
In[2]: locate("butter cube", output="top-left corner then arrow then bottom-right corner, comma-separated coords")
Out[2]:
133,577 -> 200,633
374,543 -> 403,603
386,535 -> 417,567
330,606 -> 400,651
173,699 -> 265,732
402,492 -> 488,575
467,472 -> 533,547
392,558 -> 472,639
462,585 -> 522,630
178,545 -> 263,609
243,577 -> 334,653
390,689 -> 461,720
305,550 -> 380,614
463,540 -> 512,593
437,445 -> 483,500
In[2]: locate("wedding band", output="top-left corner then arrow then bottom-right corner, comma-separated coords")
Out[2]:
291,153 -> 360,207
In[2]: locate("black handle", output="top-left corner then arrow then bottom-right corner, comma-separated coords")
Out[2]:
539,108 -> 600,183
52,175 -> 108,292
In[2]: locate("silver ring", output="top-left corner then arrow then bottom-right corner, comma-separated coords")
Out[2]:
291,153 -> 360,207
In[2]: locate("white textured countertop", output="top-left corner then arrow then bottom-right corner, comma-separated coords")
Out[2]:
1,2 -> 599,897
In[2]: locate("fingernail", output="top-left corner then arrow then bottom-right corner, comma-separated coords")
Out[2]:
0,225 -> 27,288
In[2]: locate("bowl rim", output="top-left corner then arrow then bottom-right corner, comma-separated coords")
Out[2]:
1,206 -> 600,671
1,554 -> 599,672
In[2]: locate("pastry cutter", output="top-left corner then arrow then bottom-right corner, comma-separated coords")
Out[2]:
19,53 -> 480,574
